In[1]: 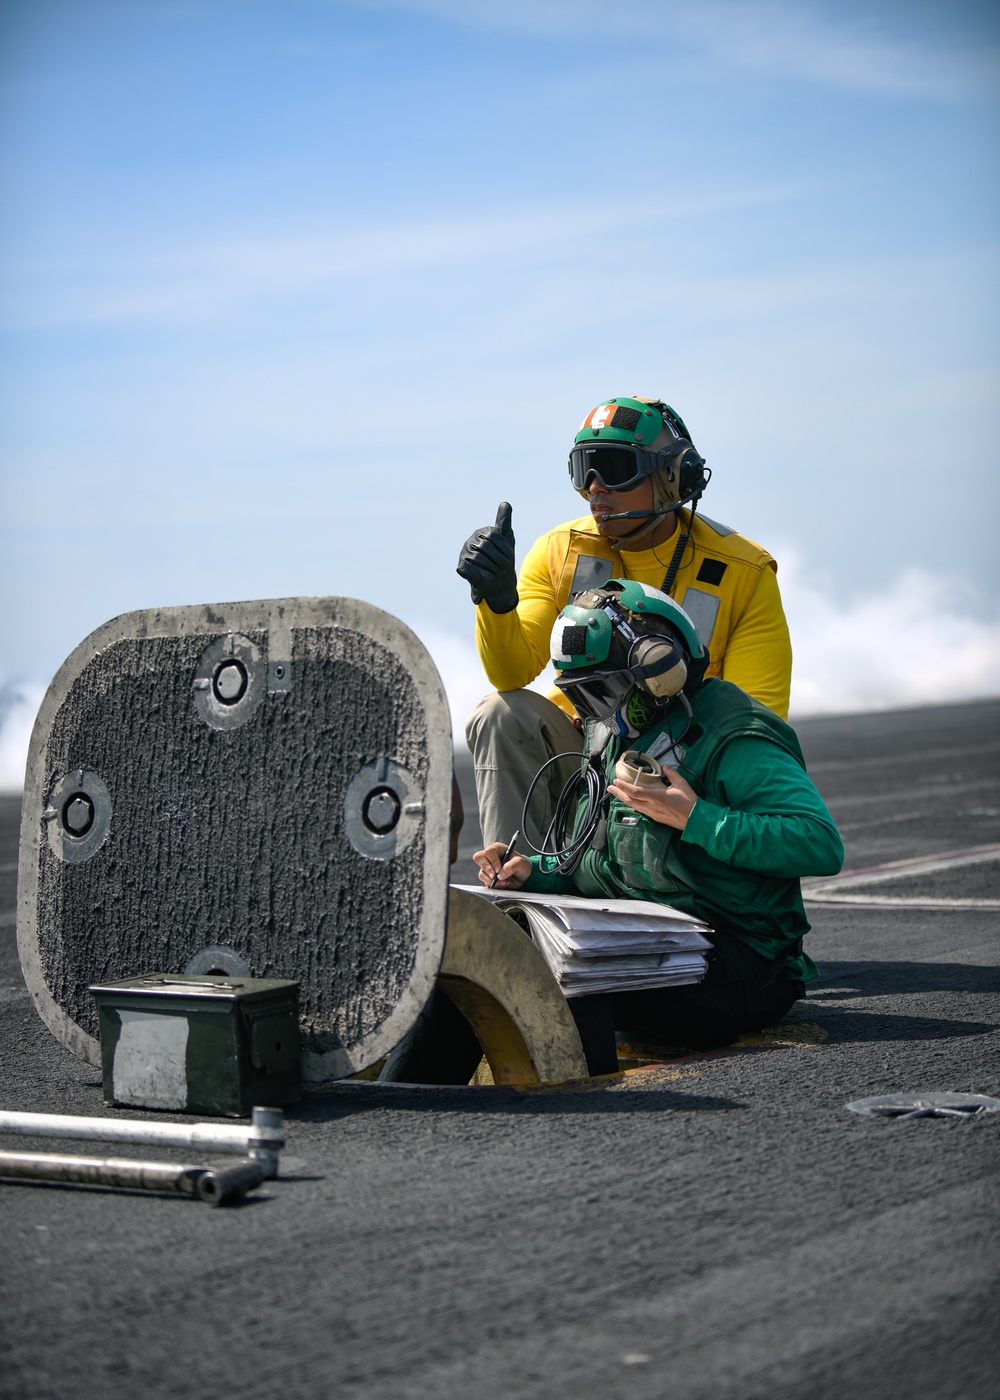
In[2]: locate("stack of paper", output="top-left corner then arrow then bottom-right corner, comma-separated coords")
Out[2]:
455,886 -> 712,996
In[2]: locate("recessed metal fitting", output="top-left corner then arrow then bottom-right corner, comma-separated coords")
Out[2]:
192,635 -> 265,731
267,659 -> 292,693
847,1093 -> 1000,1119
63,794 -> 95,836
213,660 -> 248,705
183,945 -> 252,977
363,787 -> 401,834
343,758 -> 424,861
45,769 -> 112,864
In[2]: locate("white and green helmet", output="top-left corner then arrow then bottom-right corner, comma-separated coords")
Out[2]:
550,579 -> 707,724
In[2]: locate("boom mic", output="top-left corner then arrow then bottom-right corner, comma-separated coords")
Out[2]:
599,504 -> 679,524
595,465 -> 711,524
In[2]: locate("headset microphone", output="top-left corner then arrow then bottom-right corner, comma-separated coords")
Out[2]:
600,504 -> 679,524
596,462 -> 712,524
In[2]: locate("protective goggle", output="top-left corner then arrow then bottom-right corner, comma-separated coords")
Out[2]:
553,666 -> 635,723
568,442 -> 678,494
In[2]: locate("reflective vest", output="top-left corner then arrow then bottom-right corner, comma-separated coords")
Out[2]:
570,679 -> 814,972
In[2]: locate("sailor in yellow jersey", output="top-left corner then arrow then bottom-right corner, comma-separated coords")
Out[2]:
457,395 -> 792,847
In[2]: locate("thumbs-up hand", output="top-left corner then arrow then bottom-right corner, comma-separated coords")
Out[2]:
456,501 -> 519,614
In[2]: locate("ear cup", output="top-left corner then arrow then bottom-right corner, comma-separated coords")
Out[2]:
677,445 -> 708,502
631,635 -> 688,698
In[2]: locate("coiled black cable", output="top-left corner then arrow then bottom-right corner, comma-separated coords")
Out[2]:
519,750 -> 609,876
661,496 -> 697,597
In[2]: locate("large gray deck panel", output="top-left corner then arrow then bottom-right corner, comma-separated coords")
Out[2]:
16,597 -> 453,1079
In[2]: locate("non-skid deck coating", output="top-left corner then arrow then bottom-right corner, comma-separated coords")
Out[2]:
2,697 -> 998,1400
16,599 -> 453,1079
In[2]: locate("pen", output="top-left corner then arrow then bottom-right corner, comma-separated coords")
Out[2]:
489,829 -> 520,890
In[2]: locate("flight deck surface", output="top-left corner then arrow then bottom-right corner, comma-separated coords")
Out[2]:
1,698 -> 997,1400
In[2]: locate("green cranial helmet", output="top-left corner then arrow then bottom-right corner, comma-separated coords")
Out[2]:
550,579 -> 708,728
574,396 -> 696,451
568,396 -> 708,510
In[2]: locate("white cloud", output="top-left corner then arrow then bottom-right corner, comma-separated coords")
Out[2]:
0,183 -> 804,331
409,625 -> 489,746
410,623 -> 558,747
782,557 -> 1000,716
0,679 -> 44,794
416,566 -> 1000,737
677,1 -> 1000,99
3,571 -> 995,793
340,0 -> 1000,100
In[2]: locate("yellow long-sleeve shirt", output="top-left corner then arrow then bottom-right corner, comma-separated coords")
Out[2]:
474,509 -> 792,719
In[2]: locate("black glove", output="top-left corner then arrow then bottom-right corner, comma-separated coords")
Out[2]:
456,501 -> 519,614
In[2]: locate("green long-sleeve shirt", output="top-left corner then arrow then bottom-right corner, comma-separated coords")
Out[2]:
523,679 -> 843,980
681,735 -> 842,877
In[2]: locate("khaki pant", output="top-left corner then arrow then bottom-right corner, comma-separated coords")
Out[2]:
465,690 -> 585,850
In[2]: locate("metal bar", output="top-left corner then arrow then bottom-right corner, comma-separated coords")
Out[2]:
0,1105 -> 283,1178
195,1160 -> 267,1205
0,1150 -> 264,1205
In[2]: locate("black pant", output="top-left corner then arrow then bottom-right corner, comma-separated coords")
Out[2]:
381,928 -> 803,1084
568,927 -> 805,1076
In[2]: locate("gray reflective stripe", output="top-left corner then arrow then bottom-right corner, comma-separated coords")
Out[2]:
569,554 -> 614,600
697,514 -> 736,537
677,587 -> 721,648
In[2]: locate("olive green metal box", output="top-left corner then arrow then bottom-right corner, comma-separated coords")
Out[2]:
89,975 -> 301,1117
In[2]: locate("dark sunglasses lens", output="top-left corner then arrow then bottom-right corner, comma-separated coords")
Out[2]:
569,445 -> 645,491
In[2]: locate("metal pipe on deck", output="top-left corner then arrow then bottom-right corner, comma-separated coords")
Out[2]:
0,1105 -> 284,1177
0,1150 -> 265,1205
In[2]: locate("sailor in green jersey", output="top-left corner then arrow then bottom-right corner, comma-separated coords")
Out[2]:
475,578 -> 843,1075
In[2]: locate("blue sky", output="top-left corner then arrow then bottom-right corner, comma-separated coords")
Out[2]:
0,0 -> 998,775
